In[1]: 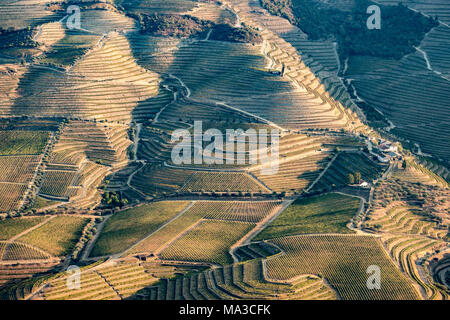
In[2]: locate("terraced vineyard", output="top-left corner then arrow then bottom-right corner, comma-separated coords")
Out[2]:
197,200 -> 282,223
180,171 -> 270,193
131,165 -> 270,196
118,0 -> 198,15
39,170 -> 77,198
127,200 -> 282,256
0,1 -> 61,29
0,0 -> 448,303
0,183 -> 29,212
378,0 -> 450,24
392,162 -> 443,187
368,206 -> 447,239
7,23 -> 159,123
2,242 -> 51,261
16,216 -> 90,257
252,153 -> 329,192
381,235 -> 448,300
419,24 -> 450,78
90,201 -> 190,257
160,220 -> 255,265
312,152 -> 383,192
266,235 -> 421,300
0,156 -> 41,183
247,133 -> 333,192
37,257 -> 337,300
0,128 -> 51,212
128,21 -> 358,130
39,260 -> 196,300
0,261 -> 60,298
137,259 -> 336,300
347,52 -> 450,163
255,193 -> 361,240
43,268 -> 120,300
39,120 -> 132,208
130,165 -> 195,196
0,131 -> 49,155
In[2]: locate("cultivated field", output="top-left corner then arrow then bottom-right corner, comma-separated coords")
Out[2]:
90,201 -> 190,257
128,200 -> 281,255
0,128 -> 50,212
312,152 -> 382,191
255,193 -> 360,240
160,220 -> 255,265
0,0 -> 448,302
180,171 -> 270,193
196,200 -> 282,223
0,216 -> 46,241
266,235 -> 421,300
17,216 -> 90,257
0,131 -> 49,155
138,259 -> 336,300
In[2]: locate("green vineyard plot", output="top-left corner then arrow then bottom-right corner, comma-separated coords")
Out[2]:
160,220 -> 255,265
266,235 -> 421,300
0,131 -> 49,155
17,216 -> 90,257
128,200 -> 281,255
0,217 -> 46,241
312,152 -> 382,191
255,193 -> 360,240
90,201 -> 190,257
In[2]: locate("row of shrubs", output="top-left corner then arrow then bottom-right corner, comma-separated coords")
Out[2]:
71,217 -> 102,261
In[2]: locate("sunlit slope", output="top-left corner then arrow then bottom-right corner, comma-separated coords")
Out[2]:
224,0 -> 363,128
128,34 -> 349,130
41,120 -> 131,208
0,0 -> 62,29
34,21 -> 66,49
234,0 -> 360,119
6,32 -> 160,122
75,8 -> 137,34
0,65 -> 25,112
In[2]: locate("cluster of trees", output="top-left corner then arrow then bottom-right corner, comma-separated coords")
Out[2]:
209,23 -> 263,44
260,0 -> 439,59
137,13 -> 212,38
260,0 -> 295,21
136,13 -> 262,43
46,1 -> 112,12
101,191 -> 128,208
0,27 -> 38,49
347,171 -> 362,184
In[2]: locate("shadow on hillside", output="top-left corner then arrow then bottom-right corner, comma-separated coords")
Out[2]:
130,86 -> 173,123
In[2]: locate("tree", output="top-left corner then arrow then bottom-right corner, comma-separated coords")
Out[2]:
347,173 -> 355,185
354,171 -> 361,183
402,160 -> 407,169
